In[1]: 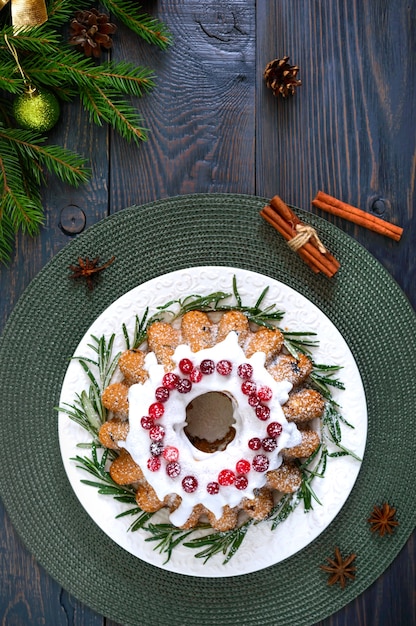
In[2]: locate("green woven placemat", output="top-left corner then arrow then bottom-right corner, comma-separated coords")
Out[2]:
0,194 -> 415,626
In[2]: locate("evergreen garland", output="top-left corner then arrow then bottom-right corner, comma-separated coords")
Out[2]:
0,0 -> 171,263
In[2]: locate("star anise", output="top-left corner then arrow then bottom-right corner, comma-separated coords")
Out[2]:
69,255 -> 115,290
320,547 -> 356,589
368,502 -> 399,536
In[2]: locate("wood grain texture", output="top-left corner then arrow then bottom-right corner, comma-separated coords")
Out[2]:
0,1 -> 414,625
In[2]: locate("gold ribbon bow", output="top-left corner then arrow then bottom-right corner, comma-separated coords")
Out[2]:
0,0 -> 47,28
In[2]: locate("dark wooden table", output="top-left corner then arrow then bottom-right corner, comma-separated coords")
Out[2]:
1,2 -> 415,625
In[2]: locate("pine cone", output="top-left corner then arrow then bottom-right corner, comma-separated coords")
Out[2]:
69,8 -> 117,58
264,56 -> 302,98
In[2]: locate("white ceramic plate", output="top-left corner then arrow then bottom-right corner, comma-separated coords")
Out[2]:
58,266 -> 367,577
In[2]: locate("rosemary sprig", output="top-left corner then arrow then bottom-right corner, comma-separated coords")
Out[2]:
183,519 -> 253,565
143,523 -> 202,564
58,334 -> 120,439
73,445 -> 154,530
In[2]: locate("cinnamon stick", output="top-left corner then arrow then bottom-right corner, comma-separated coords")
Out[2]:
312,191 -> 403,241
261,205 -> 320,273
260,197 -> 340,277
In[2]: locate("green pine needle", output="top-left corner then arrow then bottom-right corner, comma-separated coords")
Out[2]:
101,0 -> 173,49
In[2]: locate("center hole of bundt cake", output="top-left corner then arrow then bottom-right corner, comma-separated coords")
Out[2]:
184,392 -> 236,453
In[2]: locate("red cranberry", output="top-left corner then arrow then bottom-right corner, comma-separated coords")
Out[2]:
255,405 -> 271,421
140,416 -> 154,430
206,481 -> 220,495
257,385 -> 273,401
177,378 -> 192,394
236,459 -> 251,474
166,461 -> 181,478
200,359 -> 215,374
149,425 -> 165,441
182,475 -> 198,493
147,456 -> 161,472
248,393 -> 260,407
162,372 -> 179,389
189,367 -> 203,383
216,359 -> 232,376
267,422 -> 283,438
155,386 -> 170,402
252,454 -> 270,472
150,441 -> 163,456
262,437 -> 277,452
237,363 -> 253,380
235,476 -> 249,490
148,402 -> 164,419
241,380 -> 257,396
162,446 -> 179,462
248,437 -> 262,451
218,469 -> 236,486
179,358 -> 193,374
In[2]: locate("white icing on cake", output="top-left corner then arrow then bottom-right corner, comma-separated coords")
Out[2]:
123,332 -> 302,527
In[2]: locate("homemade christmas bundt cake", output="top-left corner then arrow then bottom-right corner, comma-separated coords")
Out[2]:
99,310 -> 324,531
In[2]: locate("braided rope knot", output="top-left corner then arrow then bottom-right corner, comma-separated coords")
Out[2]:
287,224 -> 327,254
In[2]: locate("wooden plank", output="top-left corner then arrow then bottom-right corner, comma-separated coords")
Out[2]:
109,0 -> 256,208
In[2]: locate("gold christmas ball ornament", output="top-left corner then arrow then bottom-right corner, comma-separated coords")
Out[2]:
13,86 -> 60,132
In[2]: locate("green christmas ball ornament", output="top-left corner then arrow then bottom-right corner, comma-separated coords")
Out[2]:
13,86 -> 60,133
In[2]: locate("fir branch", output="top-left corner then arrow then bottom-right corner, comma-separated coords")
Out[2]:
0,126 -> 90,186
101,0 -> 173,49
24,51 -> 155,98
79,85 -> 148,142
0,25 -> 61,57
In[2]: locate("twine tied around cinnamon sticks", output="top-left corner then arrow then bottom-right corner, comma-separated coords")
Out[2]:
287,223 -> 327,254
260,196 -> 340,277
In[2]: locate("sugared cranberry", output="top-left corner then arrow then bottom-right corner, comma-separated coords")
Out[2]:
207,481 -> 220,495
140,416 -> 154,430
216,359 -> 232,376
267,422 -> 283,438
248,437 -> 262,450
255,405 -> 271,421
148,402 -> 164,419
162,372 -> 179,390
237,363 -> 253,380
257,385 -> 273,402
155,386 -> 170,402
262,437 -> 277,452
147,456 -> 161,472
150,441 -> 163,456
241,380 -> 257,396
149,424 -> 165,441
218,469 -> 236,486
248,393 -> 260,407
162,446 -> 179,462
189,367 -> 203,383
236,459 -> 251,474
182,475 -> 198,493
179,358 -> 194,374
235,476 -> 249,490
200,359 -> 215,374
177,378 -> 192,394
166,461 -> 181,478
252,454 -> 270,472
